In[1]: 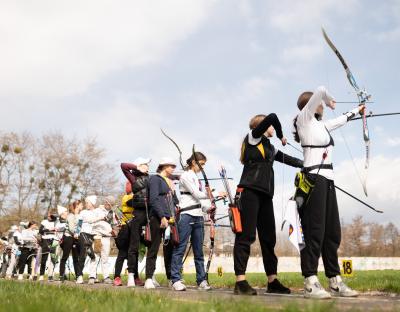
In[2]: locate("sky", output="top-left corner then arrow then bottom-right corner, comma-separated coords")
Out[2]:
1,0 -> 399,227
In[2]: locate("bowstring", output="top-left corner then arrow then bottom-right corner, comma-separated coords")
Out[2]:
324,46 -> 366,195
281,147 -> 286,230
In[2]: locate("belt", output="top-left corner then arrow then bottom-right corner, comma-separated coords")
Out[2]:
302,163 -> 333,173
179,204 -> 201,213
180,192 -> 192,195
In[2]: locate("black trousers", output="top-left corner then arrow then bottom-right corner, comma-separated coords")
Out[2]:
145,216 -> 173,280
40,239 -> 54,276
115,224 -> 139,278
18,247 -> 35,274
127,210 -> 147,275
77,233 -> 95,277
59,235 -> 80,278
299,174 -> 341,278
233,188 -> 277,276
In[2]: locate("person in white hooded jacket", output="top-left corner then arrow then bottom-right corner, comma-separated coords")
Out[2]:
75,195 -> 105,284
90,195 -> 117,284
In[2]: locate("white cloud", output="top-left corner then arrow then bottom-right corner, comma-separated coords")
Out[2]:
266,0 -> 359,34
0,0 -> 217,97
386,137 -> 400,147
274,155 -> 400,228
334,155 -> 400,226
282,42 -> 323,63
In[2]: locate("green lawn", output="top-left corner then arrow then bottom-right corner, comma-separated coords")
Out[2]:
1,270 -> 398,312
0,280 -> 341,312
162,270 -> 400,293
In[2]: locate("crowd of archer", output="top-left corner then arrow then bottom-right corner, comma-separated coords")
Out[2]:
1,84 -> 367,299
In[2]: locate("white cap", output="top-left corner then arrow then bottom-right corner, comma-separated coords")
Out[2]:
133,157 -> 151,166
104,195 -> 116,206
57,205 -> 68,215
158,157 -> 176,167
85,195 -> 97,206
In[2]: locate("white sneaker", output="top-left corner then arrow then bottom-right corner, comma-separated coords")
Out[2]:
304,275 -> 331,299
18,274 -> 23,281
144,278 -> 156,289
28,275 -> 34,281
76,276 -> 84,284
103,277 -> 112,285
198,280 -> 211,291
38,275 -> 44,281
127,273 -> 135,288
329,276 -> 358,297
152,275 -> 160,287
172,280 -> 186,291
88,277 -> 95,285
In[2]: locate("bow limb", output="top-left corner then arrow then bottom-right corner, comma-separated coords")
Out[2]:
192,144 -> 215,282
322,27 -> 371,196
160,128 -> 185,170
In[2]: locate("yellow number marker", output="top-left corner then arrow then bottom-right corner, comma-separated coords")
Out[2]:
342,259 -> 354,277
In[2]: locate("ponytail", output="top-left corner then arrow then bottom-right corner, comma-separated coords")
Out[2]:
186,152 -> 207,170
293,117 -> 300,143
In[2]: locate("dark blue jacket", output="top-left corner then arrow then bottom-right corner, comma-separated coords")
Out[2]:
148,175 -> 178,219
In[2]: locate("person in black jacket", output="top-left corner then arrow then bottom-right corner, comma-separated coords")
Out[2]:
144,157 -> 178,289
121,158 -> 151,288
234,113 -> 303,295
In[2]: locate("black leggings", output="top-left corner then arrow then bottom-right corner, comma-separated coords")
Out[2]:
115,224 -> 139,278
77,233 -> 95,277
145,216 -> 173,280
127,210 -> 147,276
18,247 -> 35,274
59,235 -> 80,278
233,188 -> 277,276
299,174 -> 341,278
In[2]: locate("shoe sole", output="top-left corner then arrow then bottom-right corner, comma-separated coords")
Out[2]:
304,294 -> 331,299
265,290 -> 291,294
234,290 -> 257,296
331,292 -> 359,298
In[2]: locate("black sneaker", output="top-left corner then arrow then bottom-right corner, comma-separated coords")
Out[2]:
234,280 -> 257,296
266,279 -> 291,294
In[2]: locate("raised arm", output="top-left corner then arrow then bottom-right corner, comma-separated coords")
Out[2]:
297,86 -> 335,126
324,107 -> 360,131
121,163 -> 138,186
251,113 -> 284,140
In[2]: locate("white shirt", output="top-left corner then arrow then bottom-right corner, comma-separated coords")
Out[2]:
40,220 -> 56,239
21,229 -> 37,248
79,209 -> 103,235
295,86 -> 359,180
179,170 -> 211,217
92,206 -> 113,236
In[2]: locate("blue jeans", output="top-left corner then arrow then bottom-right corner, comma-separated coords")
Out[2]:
171,214 -> 205,284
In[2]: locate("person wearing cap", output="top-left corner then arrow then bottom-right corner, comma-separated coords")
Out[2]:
120,157 -> 151,287
58,200 -> 83,282
76,195 -> 105,284
143,157 -> 179,289
38,209 -> 58,281
90,195 -> 117,284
